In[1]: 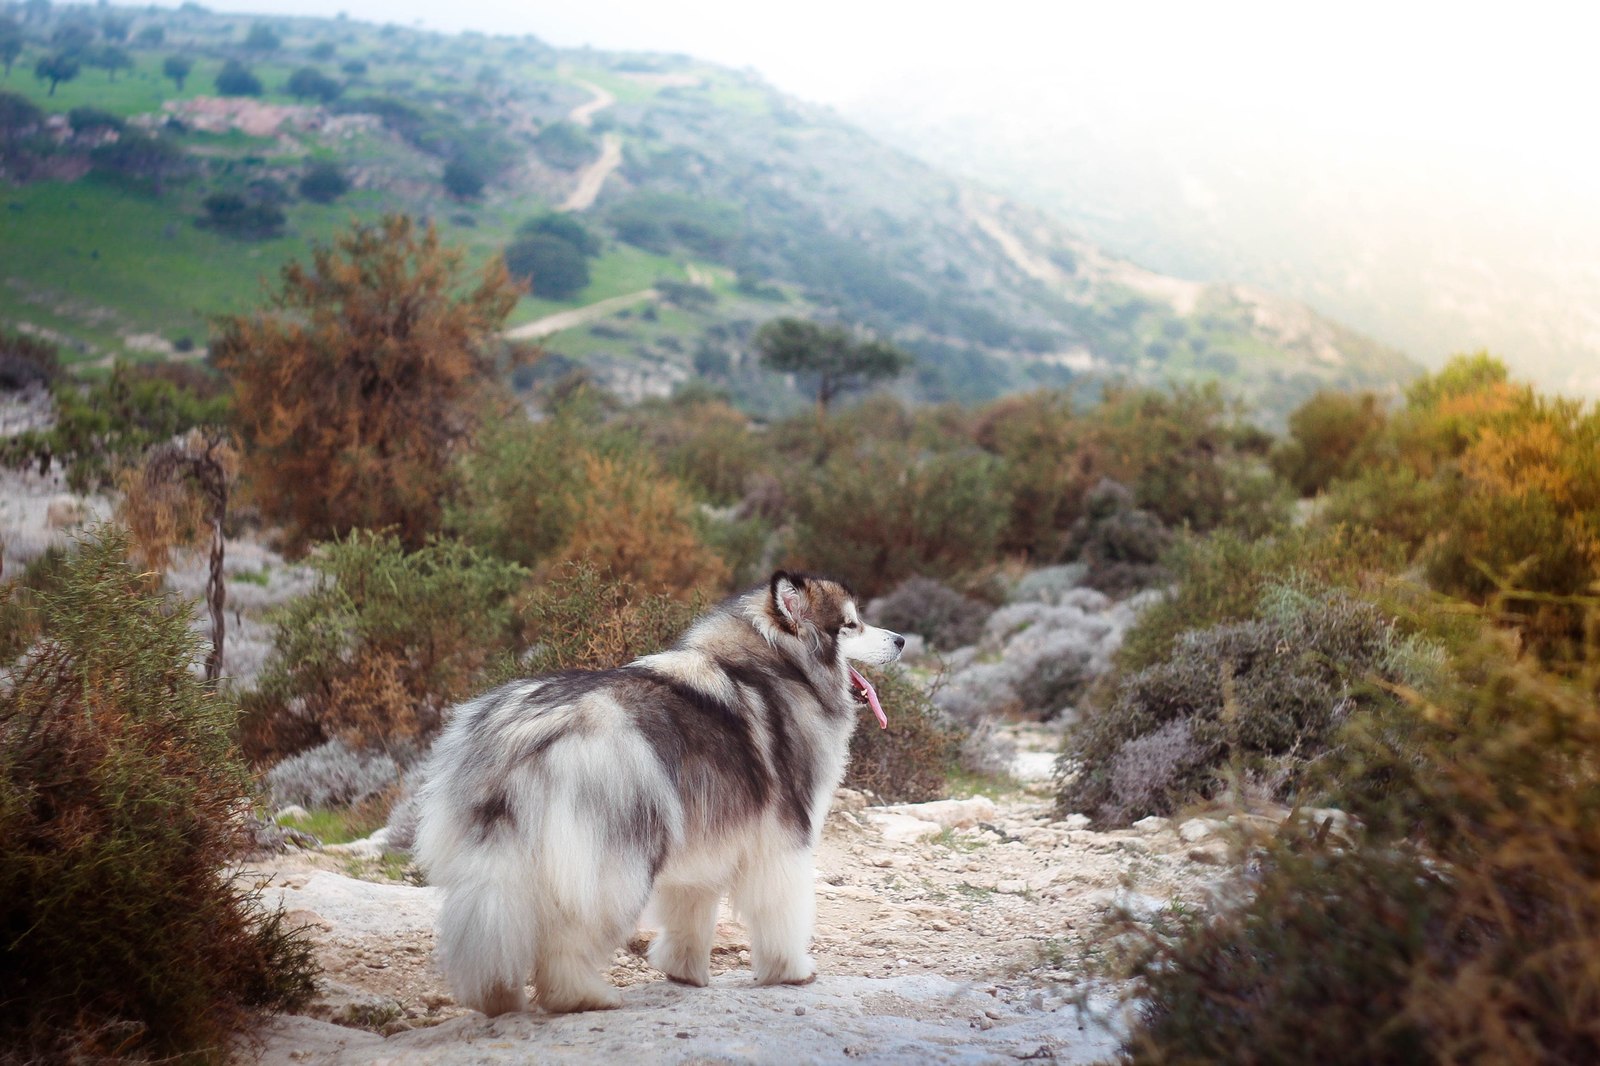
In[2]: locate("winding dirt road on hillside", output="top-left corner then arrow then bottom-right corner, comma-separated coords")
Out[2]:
503,289 -> 659,341
557,78 -> 624,213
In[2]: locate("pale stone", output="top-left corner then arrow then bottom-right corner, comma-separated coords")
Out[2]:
876,796 -> 997,829
1130,816 -> 1171,834
1177,818 -> 1215,843
860,811 -> 944,844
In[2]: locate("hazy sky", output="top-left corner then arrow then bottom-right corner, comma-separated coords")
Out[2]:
153,0 -> 1599,177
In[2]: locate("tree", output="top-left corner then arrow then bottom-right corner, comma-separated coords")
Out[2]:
99,15 -> 131,41
754,317 -> 911,424
243,23 -> 280,52
135,25 -> 166,47
441,156 -> 485,199
285,65 -> 341,102
517,211 -> 601,256
214,59 -> 261,97
504,232 -> 589,299
33,52 -> 78,96
0,19 -> 22,78
162,53 -> 192,91
212,215 -> 520,551
84,44 -> 133,82
297,160 -> 349,203
196,192 -> 284,239
91,131 -> 190,193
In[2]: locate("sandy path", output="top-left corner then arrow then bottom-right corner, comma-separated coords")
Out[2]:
566,79 -> 616,128
503,288 -> 658,341
237,731 -> 1236,1064
559,132 -> 623,213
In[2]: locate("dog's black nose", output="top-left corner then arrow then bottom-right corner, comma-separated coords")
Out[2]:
893,634 -> 906,651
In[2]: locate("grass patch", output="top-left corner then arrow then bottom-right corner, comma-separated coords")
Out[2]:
276,806 -> 386,846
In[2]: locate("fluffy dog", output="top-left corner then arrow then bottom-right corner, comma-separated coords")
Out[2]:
414,571 -> 904,1014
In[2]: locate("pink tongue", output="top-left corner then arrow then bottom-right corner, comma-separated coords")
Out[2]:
849,667 -> 888,729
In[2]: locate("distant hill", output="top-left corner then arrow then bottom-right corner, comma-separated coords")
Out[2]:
0,5 -> 1420,422
852,91 -> 1597,401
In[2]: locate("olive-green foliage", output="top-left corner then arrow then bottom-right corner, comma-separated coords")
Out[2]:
0,546 -> 68,665
514,560 -> 702,676
0,530 -> 316,1060
447,405 -> 630,570
0,362 -> 231,491
785,442 -> 1005,598
532,121 -> 595,170
240,531 -> 528,764
0,324 -> 60,390
1271,389 -> 1388,497
608,191 -> 741,261
845,666 -> 961,803
1060,584 -> 1405,825
504,232 -> 590,299
1114,524 -> 1403,676
1117,601 -> 1600,1064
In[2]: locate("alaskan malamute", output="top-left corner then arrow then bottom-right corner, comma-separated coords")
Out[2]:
414,571 -> 904,1014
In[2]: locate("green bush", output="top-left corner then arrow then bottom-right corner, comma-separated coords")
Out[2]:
1113,601 -> 1600,1064
845,666 -> 961,803
515,560 -> 702,675
1059,584 -> 1408,824
533,120 -> 595,170
504,232 -> 589,298
0,530 -> 316,1059
240,531 -> 528,764
785,443 -> 1005,597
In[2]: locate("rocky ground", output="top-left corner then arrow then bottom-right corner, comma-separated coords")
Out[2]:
236,729 -> 1254,1066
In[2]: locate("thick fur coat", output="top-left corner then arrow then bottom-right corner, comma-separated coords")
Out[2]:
414,571 -> 903,1014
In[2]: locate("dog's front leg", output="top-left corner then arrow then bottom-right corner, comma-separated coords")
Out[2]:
733,847 -> 817,985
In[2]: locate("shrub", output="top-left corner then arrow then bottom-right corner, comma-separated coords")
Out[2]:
0,326 -> 60,391
442,157 -> 485,199
197,191 -> 285,239
1272,389 -> 1388,497
1064,478 -> 1173,596
1114,524 -> 1402,676
298,160 -> 350,203
0,530 -> 316,1059
1,362 -> 231,491
545,451 -> 730,597
533,120 -> 595,170
1114,600 -> 1600,1063
215,59 -> 263,96
785,443 -> 1005,597
516,560 -> 703,675
844,666 -> 961,802
516,212 -> 601,257
504,231 -> 590,299
286,66 -> 342,102
1059,585 -> 1405,824
239,531 -> 528,763
868,576 -> 991,652
266,738 -> 401,809
213,215 -> 520,552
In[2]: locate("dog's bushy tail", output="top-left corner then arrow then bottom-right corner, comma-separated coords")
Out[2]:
429,842 -> 540,1015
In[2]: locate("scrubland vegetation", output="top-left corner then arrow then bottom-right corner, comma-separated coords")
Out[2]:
3,61 -> 1599,1055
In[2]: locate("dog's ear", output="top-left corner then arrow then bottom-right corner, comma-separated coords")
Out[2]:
770,571 -> 810,631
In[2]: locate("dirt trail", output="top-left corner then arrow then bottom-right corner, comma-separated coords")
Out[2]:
566,79 -> 616,128
559,133 -> 623,213
239,728 -> 1232,1064
503,288 -> 658,342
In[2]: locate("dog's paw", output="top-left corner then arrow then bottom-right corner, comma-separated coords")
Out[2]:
537,983 -> 622,1014
753,954 -> 815,987
648,937 -> 711,987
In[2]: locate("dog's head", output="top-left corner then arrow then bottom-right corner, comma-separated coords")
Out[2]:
764,570 -> 904,728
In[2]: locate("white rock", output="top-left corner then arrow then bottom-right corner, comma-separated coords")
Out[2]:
1059,813 -> 1092,831
877,796 -> 996,829
1011,751 -> 1058,783
321,826 -> 393,859
996,879 -> 1029,895
275,804 -> 310,821
1131,816 -> 1171,834
1026,866 -> 1068,893
1177,818 -> 1215,843
859,811 -> 944,844
1297,807 -> 1353,838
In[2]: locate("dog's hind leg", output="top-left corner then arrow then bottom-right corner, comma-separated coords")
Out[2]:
733,846 -> 817,986
647,882 -> 719,986
533,868 -> 651,1013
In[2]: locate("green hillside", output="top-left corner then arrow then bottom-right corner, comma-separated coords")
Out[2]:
0,4 -> 1419,419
